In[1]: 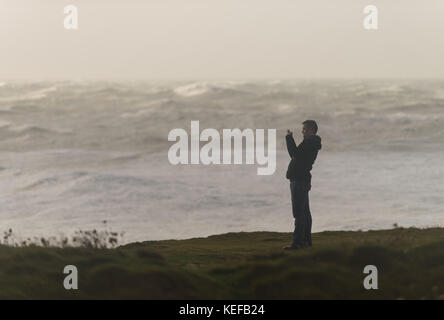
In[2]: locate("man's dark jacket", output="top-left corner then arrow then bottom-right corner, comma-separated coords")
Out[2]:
286,134 -> 322,184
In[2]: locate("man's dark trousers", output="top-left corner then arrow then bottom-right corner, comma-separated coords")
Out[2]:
290,180 -> 312,247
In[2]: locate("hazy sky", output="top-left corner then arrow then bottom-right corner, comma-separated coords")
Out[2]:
1,0 -> 444,80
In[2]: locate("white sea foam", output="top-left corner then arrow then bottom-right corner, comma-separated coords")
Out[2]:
173,81 -> 245,97
174,82 -> 214,96
387,112 -> 440,123
27,86 -> 58,100
0,86 -> 57,103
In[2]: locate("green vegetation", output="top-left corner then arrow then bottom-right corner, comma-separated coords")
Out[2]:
0,227 -> 443,299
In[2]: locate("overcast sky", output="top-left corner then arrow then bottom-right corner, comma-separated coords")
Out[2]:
1,0 -> 444,80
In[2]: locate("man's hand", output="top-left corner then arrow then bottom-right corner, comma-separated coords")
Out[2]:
286,129 -> 293,136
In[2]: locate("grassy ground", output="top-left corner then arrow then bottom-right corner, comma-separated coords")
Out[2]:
0,227 -> 443,299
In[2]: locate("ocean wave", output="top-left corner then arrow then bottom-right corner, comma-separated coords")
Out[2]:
0,86 -> 57,103
276,104 -> 296,113
21,176 -> 60,191
354,84 -> 404,97
120,99 -> 171,118
26,86 -> 58,100
387,112 -> 440,123
173,81 -> 247,97
121,108 -> 153,118
9,124 -> 54,134
63,173 -> 160,197
0,125 -> 72,143
20,171 -> 89,192
0,120 -> 11,129
174,82 -> 215,97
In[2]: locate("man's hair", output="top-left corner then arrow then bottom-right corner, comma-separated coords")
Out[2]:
303,120 -> 318,134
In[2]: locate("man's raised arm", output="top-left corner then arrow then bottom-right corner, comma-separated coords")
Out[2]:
286,130 -> 298,158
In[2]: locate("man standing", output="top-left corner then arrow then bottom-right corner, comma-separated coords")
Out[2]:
284,120 -> 322,250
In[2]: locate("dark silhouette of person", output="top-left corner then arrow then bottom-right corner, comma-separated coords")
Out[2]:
284,120 -> 322,250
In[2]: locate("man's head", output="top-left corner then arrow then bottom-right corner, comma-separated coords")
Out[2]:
302,120 -> 318,138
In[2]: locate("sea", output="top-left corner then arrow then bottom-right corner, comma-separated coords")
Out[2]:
0,79 -> 443,243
